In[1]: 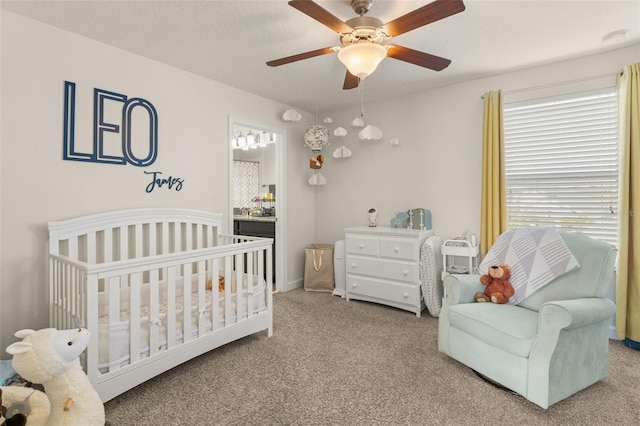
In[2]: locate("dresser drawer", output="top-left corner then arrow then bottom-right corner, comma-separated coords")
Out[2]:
379,237 -> 419,261
346,275 -> 420,307
346,255 -> 418,283
345,235 -> 379,256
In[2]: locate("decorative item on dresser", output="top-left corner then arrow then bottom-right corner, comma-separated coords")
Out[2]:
344,226 -> 434,317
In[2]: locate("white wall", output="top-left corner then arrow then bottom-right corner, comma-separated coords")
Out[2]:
315,44 -> 640,245
0,12 -> 315,353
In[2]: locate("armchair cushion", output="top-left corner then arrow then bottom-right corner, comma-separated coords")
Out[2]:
479,227 -> 580,304
448,303 -> 538,357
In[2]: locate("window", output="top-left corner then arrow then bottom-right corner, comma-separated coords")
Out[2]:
232,160 -> 260,208
503,88 -> 618,245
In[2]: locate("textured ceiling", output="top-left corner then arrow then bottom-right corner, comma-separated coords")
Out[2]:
2,0 -> 639,112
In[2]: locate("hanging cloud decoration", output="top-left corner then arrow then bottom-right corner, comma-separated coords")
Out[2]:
359,125 -> 383,141
333,146 -> 352,159
333,127 -> 347,137
282,109 -> 302,122
351,117 -> 365,128
323,117 -> 333,123
308,171 -> 327,185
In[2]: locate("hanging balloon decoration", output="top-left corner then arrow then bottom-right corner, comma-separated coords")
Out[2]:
305,110 -> 330,186
304,124 -> 329,153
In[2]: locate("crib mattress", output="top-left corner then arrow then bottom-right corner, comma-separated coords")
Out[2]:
97,274 -> 266,369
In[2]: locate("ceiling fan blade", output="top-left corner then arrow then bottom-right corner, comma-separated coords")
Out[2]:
267,47 -> 337,67
288,0 -> 353,34
381,0 -> 466,37
343,71 -> 359,90
386,45 -> 451,71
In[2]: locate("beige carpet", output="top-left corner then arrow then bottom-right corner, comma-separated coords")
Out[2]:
105,289 -> 640,425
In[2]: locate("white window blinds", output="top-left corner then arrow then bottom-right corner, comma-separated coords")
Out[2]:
503,88 -> 618,245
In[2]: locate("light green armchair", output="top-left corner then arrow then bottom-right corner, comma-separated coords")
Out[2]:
438,232 -> 617,409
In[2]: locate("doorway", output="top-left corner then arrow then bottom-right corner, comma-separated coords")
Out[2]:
228,118 -> 286,292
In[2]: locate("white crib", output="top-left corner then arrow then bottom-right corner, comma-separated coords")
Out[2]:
48,208 -> 273,402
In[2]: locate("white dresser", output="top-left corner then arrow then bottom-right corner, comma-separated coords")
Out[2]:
344,226 -> 433,317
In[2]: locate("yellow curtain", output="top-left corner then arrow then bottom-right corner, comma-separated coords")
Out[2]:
616,63 -> 640,347
480,90 -> 506,256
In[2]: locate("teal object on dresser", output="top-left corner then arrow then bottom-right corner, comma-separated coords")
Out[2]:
408,208 -> 432,230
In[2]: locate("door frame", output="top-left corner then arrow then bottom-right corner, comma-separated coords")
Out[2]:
228,117 -> 286,292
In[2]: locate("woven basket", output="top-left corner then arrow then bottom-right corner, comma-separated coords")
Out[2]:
420,235 -> 444,317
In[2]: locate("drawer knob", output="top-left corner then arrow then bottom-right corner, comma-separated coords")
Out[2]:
394,246 -> 400,253
403,270 -> 409,276
352,283 -> 358,288
359,243 -> 364,249
403,292 -> 409,298
351,263 -> 357,268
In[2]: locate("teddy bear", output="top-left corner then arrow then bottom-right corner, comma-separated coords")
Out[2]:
206,275 -> 225,291
475,265 -> 515,304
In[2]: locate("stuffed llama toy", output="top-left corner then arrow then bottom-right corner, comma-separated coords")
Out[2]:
6,328 -> 104,426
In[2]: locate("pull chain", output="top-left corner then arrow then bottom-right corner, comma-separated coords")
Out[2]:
358,78 -> 365,118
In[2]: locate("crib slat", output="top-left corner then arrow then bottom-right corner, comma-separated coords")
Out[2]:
149,223 -> 157,256
104,228 -> 113,263
161,222 -> 169,255
120,226 -> 128,261
182,263 -> 192,343
134,224 -> 142,259
49,258 -> 55,327
185,225 -> 194,276
108,276 -> 121,373
85,274 -> 99,388
197,260 -> 206,337
236,255 -> 243,321
211,258 -> 220,330
69,236 -> 78,260
246,250 -> 254,319
70,263 -> 77,328
196,225 -> 203,250
62,263 -> 70,329
185,223 -> 192,251
224,256 -> 233,326
166,266 -> 176,349
87,232 -> 96,264
266,245 -> 273,337
149,269 -> 160,357
206,225 -> 213,249
129,272 -> 141,363
173,223 -> 180,253
76,268 -> 86,329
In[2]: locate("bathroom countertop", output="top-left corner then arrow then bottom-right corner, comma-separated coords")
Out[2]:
233,215 -> 277,222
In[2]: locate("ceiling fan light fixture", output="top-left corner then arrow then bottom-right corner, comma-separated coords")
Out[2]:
338,43 -> 387,79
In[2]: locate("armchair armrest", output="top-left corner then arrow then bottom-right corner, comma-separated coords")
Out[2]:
528,297 -> 615,407
538,298 -> 615,332
442,274 -> 485,306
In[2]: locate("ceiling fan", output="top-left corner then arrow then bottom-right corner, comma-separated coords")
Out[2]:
266,0 -> 466,90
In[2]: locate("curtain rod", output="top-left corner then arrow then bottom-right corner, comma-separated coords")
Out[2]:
480,71 -> 622,99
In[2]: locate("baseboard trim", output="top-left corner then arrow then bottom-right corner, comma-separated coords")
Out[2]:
286,278 -> 303,292
609,324 -> 619,341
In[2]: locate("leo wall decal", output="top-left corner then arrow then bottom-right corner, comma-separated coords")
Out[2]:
63,81 -> 158,166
